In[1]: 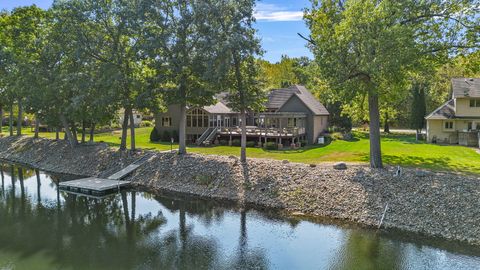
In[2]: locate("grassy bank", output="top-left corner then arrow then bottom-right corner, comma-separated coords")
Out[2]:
1,126 -> 480,174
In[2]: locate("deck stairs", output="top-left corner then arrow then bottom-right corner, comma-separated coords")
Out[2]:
203,128 -> 219,146
196,127 -> 214,146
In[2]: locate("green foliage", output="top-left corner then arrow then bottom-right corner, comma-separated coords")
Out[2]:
161,130 -> 171,142
410,83 -> 427,130
149,128 -> 161,142
232,139 -> 241,146
264,142 -> 277,150
219,139 -> 228,146
140,120 -> 153,128
170,130 -> 179,142
246,141 -> 255,148
305,0 -> 479,167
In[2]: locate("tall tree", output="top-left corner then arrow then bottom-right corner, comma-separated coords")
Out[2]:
212,0 -> 265,163
305,0 -> 479,168
58,0 -> 147,150
144,0 -> 220,154
410,83 -> 427,140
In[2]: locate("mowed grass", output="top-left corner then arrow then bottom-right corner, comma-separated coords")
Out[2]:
2,126 -> 480,174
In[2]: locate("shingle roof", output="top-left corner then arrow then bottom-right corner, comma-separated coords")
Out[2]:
452,78 -> 480,98
203,101 -> 234,114
425,99 -> 456,120
202,85 -> 329,115
268,85 -> 329,115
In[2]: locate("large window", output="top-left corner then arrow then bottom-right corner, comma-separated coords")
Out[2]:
470,99 -> 480,107
162,117 -> 172,127
187,108 -> 208,128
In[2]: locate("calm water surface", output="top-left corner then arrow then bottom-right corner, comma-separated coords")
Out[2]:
0,164 -> 479,270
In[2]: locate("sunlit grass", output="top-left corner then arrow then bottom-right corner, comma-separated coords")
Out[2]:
2,126 -> 480,174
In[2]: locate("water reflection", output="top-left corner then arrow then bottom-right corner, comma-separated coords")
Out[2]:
0,164 -> 479,270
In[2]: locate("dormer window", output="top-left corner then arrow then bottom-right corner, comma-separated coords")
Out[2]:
469,99 -> 480,107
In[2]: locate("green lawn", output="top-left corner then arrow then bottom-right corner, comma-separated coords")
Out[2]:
2,126 -> 480,174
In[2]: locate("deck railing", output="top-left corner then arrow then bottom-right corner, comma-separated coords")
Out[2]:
219,126 -> 305,137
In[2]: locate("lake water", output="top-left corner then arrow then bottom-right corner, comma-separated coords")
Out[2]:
0,163 -> 479,270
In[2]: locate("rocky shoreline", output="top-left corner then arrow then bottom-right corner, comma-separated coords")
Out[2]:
0,136 -> 479,246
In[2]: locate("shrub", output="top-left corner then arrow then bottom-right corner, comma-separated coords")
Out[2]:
171,130 -> 179,142
140,120 -> 153,127
300,140 -> 308,147
264,142 -> 277,150
246,141 -> 255,148
161,130 -> 171,142
331,132 -> 343,141
232,139 -> 241,146
219,139 -> 228,146
150,128 -> 161,142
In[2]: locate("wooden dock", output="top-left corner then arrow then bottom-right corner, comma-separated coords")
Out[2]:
58,154 -> 154,196
59,178 -> 130,196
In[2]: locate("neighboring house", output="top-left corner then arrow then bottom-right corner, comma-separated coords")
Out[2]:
426,78 -> 480,147
154,85 -> 329,146
118,109 -> 143,127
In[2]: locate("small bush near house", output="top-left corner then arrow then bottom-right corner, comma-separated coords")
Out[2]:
246,141 -> 255,148
150,128 -> 161,142
140,120 -> 153,127
162,130 -> 171,142
219,139 -> 228,146
171,130 -> 179,142
330,132 -> 343,141
300,140 -> 308,147
232,139 -> 241,146
264,142 -> 277,150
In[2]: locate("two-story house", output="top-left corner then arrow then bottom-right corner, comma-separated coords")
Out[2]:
154,85 -> 329,147
425,78 -> 480,146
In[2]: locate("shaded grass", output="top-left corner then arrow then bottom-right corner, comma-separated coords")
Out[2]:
2,127 -> 480,174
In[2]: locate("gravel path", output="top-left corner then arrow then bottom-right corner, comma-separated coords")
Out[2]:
0,136 -> 479,246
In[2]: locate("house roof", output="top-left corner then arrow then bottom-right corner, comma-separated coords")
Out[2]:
199,85 -> 329,116
203,101 -> 234,114
268,85 -> 329,115
425,99 -> 456,120
452,78 -> 480,98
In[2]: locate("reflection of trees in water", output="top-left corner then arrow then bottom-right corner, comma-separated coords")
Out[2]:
0,167 -> 270,270
329,230 -> 405,270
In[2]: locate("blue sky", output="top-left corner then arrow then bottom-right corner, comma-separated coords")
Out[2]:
0,0 -> 313,62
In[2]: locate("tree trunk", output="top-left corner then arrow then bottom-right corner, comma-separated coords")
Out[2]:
129,110 -> 136,151
90,123 -> 95,143
120,108 -> 130,151
0,105 -> 3,134
81,121 -> 86,143
60,114 -> 77,148
240,110 -> 247,163
178,104 -> 187,154
55,127 -> 60,140
232,52 -> 247,163
71,124 -> 77,141
415,129 -> 420,141
368,90 -> 383,168
34,116 -> 40,138
17,99 -> 22,136
383,112 -> 390,133
9,104 -> 13,136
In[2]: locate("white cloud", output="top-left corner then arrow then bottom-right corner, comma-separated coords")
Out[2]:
254,3 -> 304,22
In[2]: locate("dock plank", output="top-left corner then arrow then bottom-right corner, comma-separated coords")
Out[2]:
107,164 -> 140,180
